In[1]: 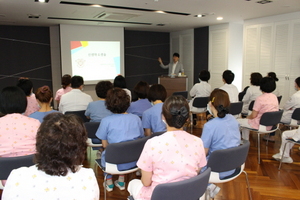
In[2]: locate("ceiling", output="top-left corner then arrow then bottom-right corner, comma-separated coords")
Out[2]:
0,0 -> 300,32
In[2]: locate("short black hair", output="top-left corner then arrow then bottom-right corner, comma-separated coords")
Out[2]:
199,70 -> 210,82
260,77 -> 276,93
222,70 -> 235,84
113,75 -> 127,88
95,81 -> 113,98
133,81 -> 149,99
61,74 -> 71,89
147,84 -> 167,102
268,72 -> 278,81
71,75 -> 84,88
295,77 -> 300,88
173,53 -> 180,58
17,79 -> 33,96
0,86 -> 27,114
250,72 -> 263,86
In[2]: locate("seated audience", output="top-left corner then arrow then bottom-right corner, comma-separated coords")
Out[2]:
114,75 -> 131,101
280,77 -> 300,124
0,86 -> 40,186
142,84 -> 167,136
220,70 -> 239,102
29,86 -> 59,123
201,89 -> 241,198
96,88 -> 144,192
55,74 -> 72,107
85,81 -> 113,122
2,113 -> 99,199
241,72 -> 263,114
127,95 -> 207,200
127,81 -> 152,117
272,128 -> 300,164
268,72 -> 280,97
189,70 -> 211,112
59,75 -> 93,114
16,78 -> 39,116
0,86 -> 40,157
237,77 -> 279,140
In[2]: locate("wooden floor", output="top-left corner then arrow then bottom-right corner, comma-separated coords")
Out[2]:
1,127 -> 300,200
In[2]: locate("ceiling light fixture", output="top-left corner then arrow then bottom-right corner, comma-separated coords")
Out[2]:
35,0 -> 49,3
195,14 -> 205,18
217,17 -> 223,20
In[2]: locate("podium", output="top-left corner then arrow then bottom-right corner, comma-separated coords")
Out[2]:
158,76 -> 188,97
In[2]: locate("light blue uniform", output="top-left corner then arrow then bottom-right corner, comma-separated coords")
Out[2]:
127,99 -> 152,117
142,103 -> 166,133
28,110 -> 59,123
96,113 -> 144,171
201,114 -> 241,178
85,100 -> 112,122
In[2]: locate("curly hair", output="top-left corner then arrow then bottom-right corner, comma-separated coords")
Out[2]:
260,77 -> 276,93
35,85 -> 53,103
105,87 -> 130,113
133,81 -> 149,99
95,81 -> 113,98
35,112 -> 87,176
162,95 -> 189,128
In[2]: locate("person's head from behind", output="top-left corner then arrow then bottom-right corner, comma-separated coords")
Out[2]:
71,75 -> 84,89
295,77 -> 300,90
172,53 -> 180,63
199,70 -> 210,82
222,70 -> 235,84
147,84 -> 167,103
95,81 -> 113,99
106,88 -> 130,113
210,89 -> 230,118
35,86 -> 53,104
0,86 -> 27,115
134,81 -> 149,99
61,74 -> 71,89
268,72 -> 279,82
260,77 -> 276,93
113,75 -> 127,88
17,78 -> 33,96
162,95 -> 189,129
35,112 -> 87,176
250,72 -> 263,86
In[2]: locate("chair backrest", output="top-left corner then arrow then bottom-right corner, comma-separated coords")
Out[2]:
65,110 -> 90,122
151,168 -> 211,200
192,97 -> 209,108
0,154 -> 35,180
277,95 -> 282,104
229,101 -> 243,115
291,108 -> 300,123
206,140 -> 250,173
84,122 -> 100,138
248,101 -> 255,111
150,131 -> 166,138
105,137 -> 149,164
173,91 -> 188,99
259,110 -> 283,127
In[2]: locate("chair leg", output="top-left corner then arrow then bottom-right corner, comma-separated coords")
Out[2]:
190,112 -> 193,132
278,142 -> 289,170
104,174 -> 108,200
243,170 -> 252,200
258,134 -> 261,164
266,133 -> 269,146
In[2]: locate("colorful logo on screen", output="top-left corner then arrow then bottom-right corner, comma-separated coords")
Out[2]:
71,41 -> 88,54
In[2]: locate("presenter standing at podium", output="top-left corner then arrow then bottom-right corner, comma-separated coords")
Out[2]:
158,53 -> 184,76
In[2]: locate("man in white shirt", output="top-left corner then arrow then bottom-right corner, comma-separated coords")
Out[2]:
59,75 -> 93,114
158,53 -> 184,76
220,70 -> 239,102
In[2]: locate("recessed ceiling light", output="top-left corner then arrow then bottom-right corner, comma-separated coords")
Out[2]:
155,11 -> 166,14
195,14 -> 205,18
91,4 -> 102,7
217,17 -> 223,20
34,0 -> 49,3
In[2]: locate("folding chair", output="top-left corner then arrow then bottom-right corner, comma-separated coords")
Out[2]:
0,154 -> 35,180
240,110 -> 283,164
278,138 -> 300,170
84,122 -> 102,157
229,101 -> 243,116
190,97 -> 209,130
95,137 -> 149,200
280,108 -> 300,129
206,140 -> 252,200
